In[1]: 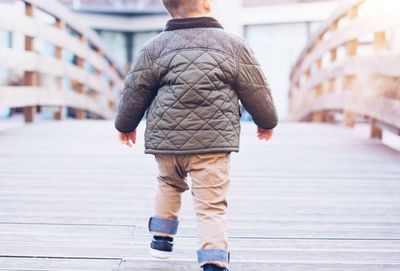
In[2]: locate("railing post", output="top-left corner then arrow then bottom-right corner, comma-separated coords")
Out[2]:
324,111 -> 336,124
374,32 -> 387,52
368,31 -> 387,139
343,4 -> 359,128
109,73 -> 115,110
75,34 -> 87,119
94,48 -> 102,85
23,2 -> 37,123
329,44 -> 337,97
109,62 -> 119,112
312,35 -> 325,123
312,111 -> 324,122
330,20 -> 338,95
344,111 -> 355,128
54,18 -> 64,121
370,118 -> 382,140
330,48 -> 337,62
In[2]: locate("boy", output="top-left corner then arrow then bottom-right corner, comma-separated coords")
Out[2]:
115,0 -> 278,270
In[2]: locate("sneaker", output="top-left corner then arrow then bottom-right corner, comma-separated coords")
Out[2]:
149,236 -> 174,259
203,264 -> 229,271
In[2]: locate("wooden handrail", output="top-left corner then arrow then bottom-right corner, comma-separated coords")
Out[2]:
288,0 -> 400,140
0,0 -> 125,122
290,0 -> 364,82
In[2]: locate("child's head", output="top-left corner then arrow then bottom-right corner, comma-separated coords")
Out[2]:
162,0 -> 212,18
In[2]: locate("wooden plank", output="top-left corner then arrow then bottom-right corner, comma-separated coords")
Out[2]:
2,233 -> 400,250
2,243 -> 400,264
0,244 -> 135,259
0,257 -> 121,271
119,260 -> 400,271
142,237 -> 400,250
0,223 -> 135,237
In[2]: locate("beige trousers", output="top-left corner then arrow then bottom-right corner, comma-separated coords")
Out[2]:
151,152 -> 230,267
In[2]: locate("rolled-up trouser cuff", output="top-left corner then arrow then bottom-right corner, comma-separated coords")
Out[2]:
197,249 -> 230,267
148,216 -> 179,236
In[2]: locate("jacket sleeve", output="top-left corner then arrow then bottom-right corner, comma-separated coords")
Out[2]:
233,42 -> 278,129
115,49 -> 158,133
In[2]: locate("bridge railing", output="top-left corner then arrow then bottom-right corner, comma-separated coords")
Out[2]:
288,0 -> 400,139
0,0 -> 125,122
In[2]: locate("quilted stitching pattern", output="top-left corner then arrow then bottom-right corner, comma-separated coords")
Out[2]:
115,27 -> 278,154
146,49 -> 239,151
115,49 -> 157,133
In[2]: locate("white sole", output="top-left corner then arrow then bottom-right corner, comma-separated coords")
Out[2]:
149,247 -> 172,259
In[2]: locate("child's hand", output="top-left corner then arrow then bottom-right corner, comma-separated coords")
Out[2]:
119,130 -> 136,147
257,127 -> 273,141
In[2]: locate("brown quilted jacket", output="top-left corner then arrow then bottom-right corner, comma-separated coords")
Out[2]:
115,17 -> 278,154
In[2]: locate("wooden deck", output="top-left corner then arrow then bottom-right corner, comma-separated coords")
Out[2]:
0,121 -> 399,270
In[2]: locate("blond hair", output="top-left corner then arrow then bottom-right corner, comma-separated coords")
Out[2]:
162,0 -> 202,17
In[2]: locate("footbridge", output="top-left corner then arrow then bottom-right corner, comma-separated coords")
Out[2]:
0,0 -> 399,270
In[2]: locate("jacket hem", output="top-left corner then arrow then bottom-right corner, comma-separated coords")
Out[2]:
144,147 -> 239,155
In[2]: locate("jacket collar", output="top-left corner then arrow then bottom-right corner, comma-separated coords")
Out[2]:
164,16 -> 223,31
